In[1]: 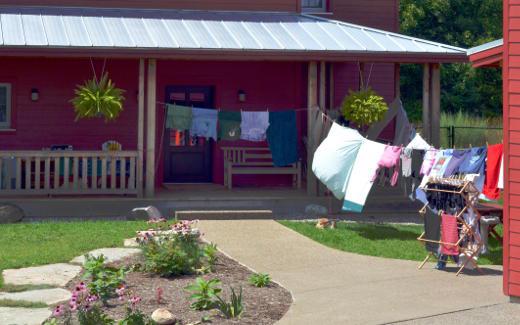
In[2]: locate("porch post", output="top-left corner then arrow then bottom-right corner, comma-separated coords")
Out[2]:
430,63 -> 441,148
137,59 -> 145,197
320,61 -> 326,109
307,61 -> 318,196
145,59 -> 157,198
329,63 -> 335,109
422,63 -> 431,142
394,63 -> 401,99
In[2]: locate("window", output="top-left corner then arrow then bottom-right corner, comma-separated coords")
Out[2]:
302,0 -> 326,12
0,83 -> 11,129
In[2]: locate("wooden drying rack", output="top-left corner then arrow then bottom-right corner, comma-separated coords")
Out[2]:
417,177 -> 484,276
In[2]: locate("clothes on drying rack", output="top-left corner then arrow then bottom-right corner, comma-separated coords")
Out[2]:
166,104 -> 192,131
240,111 -> 270,142
266,111 -> 298,167
482,144 -> 503,200
190,108 -> 218,141
441,213 -> 460,256
424,183 -> 466,212
423,206 -> 441,254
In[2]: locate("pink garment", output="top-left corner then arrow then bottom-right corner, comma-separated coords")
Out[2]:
420,149 -> 439,176
372,145 -> 402,186
441,213 -> 459,256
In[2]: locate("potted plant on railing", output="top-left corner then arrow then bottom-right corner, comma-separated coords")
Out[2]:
70,72 -> 126,122
341,87 -> 388,133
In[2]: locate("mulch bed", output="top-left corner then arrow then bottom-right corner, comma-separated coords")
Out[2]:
67,252 -> 292,324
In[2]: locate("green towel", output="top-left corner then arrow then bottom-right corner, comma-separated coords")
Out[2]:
166,104 -> 192,131
218,111 -> 241,140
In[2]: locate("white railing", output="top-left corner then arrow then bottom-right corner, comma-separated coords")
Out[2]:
0,151 -> 139,196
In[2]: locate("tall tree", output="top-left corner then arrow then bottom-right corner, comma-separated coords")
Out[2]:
400,0 -> 503,121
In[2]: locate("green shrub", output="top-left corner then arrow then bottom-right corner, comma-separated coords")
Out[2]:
185,277 -> 222,311
118,308 -> 156,325
78,305 -> 114,325
203,243 -> 218,272
141,234 -> 205,277
82,254 -> 127,303
214,286 -> 244,319
248,273 -> 271,288
341,88 -> 388,128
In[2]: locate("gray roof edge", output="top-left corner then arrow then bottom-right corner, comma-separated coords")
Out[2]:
302,14 -> 468,54
467,38 -> 503,56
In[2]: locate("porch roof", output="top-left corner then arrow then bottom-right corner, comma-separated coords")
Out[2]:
0,6 -> 468,62
468,39 -> 503,68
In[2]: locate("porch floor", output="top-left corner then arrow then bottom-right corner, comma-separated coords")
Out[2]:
3,184 -> 421,220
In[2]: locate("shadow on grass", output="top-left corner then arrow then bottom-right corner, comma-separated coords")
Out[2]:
340,223 -> 421,242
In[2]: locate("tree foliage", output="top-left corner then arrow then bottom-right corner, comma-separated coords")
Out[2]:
400,0 -> 503,121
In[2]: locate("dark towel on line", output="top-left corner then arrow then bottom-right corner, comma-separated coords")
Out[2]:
218,111 -> 241,141
424,207 -> 440,254
267,111 -> 298,167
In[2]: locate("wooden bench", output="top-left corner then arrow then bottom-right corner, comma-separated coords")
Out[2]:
221,147 -> 301,190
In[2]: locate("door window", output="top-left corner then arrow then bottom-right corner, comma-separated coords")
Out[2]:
0,83 -> 12,129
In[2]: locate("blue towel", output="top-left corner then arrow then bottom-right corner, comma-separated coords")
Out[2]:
190,108 -> 218,141
267,111 -> 298,167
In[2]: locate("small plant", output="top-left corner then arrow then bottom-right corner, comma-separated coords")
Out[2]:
214,286 -> 244,319
141,228 -> 206,277
78,306 -> 115,325
341,88 -> 388,129
185,277 -> 222,311
82,254 -> 128,303
249,273 -> 271,288
71,72 -> 125,122
203,243 -> 218,272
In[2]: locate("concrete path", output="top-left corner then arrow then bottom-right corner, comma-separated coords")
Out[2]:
198,220 -> 510,325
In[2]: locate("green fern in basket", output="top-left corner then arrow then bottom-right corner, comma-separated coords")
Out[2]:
71,72 -> 125,122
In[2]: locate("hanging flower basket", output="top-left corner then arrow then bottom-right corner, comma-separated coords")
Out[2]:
71,72 -> 126,122
341,87 -> 388,129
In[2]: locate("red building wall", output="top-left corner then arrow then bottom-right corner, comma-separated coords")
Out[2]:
504,0 -> 520,298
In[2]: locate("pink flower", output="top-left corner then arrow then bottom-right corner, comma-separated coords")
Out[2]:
130,295 -> 141,307
53,305 -> 64,317
87,294 -> 98,303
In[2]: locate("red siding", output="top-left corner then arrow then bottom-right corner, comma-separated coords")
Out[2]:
0,0 -> 298,12
505,0 -> 520,298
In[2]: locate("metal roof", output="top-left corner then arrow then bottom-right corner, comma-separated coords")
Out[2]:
467,39 -> 503,56
0,7 -> 467,58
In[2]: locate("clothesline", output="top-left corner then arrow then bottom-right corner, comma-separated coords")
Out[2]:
156,101 -> 315,112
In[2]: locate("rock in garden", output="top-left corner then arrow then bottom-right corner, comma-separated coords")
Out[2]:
0,203 -> 24,223
304,204 -> 328,216
2,263 -> 82,287
129,206 -> 163,220
151,308 -> 176,325
70,248 -> 141,265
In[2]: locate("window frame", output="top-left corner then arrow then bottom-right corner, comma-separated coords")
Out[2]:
0,83 -> 11,129
301,0 -> 327,13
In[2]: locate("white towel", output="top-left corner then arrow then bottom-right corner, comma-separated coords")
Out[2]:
240,111 -> 269,142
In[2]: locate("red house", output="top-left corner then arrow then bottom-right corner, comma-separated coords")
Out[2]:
0,0 -> 466,202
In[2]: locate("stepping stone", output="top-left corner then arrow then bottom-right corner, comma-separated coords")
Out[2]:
70,248 -> 141,265
0,307 -> 51,325
2,263 -> 82,287
0,288 -> 71,306
124,238 -> 140,248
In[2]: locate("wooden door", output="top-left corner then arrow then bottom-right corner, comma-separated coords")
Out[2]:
164,86 -> 214,183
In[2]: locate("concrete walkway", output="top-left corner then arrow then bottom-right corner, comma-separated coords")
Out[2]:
198,220 -> 512,325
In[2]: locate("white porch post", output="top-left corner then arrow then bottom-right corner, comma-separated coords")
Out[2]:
307,61 -> 318,196
394,63 -> 401,99
137,59 -> 145,197
145,59 -> 157,198
320,61 -> 327,110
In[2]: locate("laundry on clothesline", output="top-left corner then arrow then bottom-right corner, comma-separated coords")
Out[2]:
267,111 -> 299,167
218,111 -> 241,141
190,108 -> 218,141
166,104 -> 192,131
240,111 -> 270,142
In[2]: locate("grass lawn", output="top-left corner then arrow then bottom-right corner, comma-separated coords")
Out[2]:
279,221 -> 503,265
0,220 -> 148,289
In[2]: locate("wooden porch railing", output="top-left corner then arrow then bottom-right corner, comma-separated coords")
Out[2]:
0,151 -> 139,196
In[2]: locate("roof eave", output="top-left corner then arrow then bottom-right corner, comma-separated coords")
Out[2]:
469,45 -> 503,68
0,47 -> 469,63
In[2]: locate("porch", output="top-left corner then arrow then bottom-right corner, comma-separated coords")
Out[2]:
0,6 -> 468,201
